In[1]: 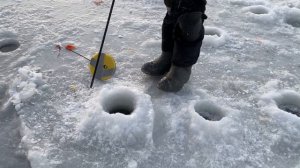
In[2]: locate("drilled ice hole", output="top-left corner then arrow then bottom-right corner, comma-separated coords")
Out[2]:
0,39 -> 20,53
278,104 -> 300,117
205,27 -> 222,37
284,10 -> 300,28
203,27 -> 227,47
194,100 -> 225,121
230,0 -> 266,7
102,89 -> 137,115
248,6 -> 270,15
274,92 -> 300,117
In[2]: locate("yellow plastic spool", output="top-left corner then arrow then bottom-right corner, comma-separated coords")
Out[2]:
89,53 -> 116,81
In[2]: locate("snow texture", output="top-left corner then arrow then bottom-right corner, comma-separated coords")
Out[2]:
9,66 -> 45,111
1,0 -> 300,167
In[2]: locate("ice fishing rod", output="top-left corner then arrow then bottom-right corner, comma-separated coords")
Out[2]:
90,0 -> 116,88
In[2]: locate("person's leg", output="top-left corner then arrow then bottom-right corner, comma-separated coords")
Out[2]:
172,12 -> 205,66
158,11 -> 206,92
141,13 -> 176,76
162,13 -> 176,53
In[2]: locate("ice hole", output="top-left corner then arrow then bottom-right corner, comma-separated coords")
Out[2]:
194,100 -> 225,121
203,27 -> 227,47
248,6 -> 269,15
0,39 -> 20,53
102,89 -> 137,115
205,27 -> 222,37
273,92 -> 300,117
285,15 -> 300,28
278,104 -> 300,117
283,8 -> 300,27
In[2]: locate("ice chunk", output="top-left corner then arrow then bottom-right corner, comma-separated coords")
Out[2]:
9,66 -> 45,111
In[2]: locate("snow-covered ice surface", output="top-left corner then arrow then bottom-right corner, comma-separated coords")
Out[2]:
1,0 -> 300,167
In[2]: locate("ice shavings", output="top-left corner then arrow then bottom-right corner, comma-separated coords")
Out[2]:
9,66 -> 45,111
19,121 -> 51,168
77,85 -> 154,149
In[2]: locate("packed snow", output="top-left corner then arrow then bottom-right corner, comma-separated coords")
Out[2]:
0,0 -> 300,168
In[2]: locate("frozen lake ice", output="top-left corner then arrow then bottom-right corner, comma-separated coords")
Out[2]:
1,0 -> 300,167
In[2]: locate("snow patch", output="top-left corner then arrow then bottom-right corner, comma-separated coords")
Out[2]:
9,66 -> 45,111
141,38 -> 160,48
77,85 -> 154,149
203,27 -> 227,48
127,160 -> 138,168
0,30 -> 18,40
27,150 -> 50,168
258,79 -> 282,93
19,122 -> 50,168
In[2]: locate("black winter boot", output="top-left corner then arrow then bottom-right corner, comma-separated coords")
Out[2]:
141,52 -> 172,76
157,64 -> 191,92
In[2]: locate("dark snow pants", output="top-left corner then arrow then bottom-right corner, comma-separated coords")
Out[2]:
162,0 -> 207,67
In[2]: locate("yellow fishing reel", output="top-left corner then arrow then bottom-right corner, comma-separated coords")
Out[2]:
89,53 -> 116,81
